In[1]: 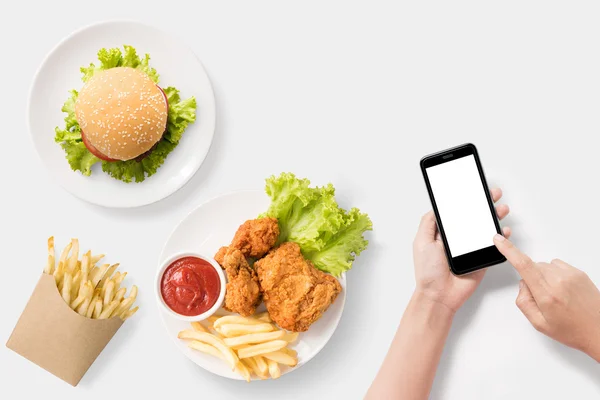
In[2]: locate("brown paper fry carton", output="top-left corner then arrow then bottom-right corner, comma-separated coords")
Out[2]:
6,273 -> 123,386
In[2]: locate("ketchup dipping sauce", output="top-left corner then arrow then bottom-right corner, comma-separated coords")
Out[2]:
160,256 -> 222,317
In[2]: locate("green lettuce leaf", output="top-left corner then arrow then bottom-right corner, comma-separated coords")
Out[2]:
80,63 -> 97,83
61,141 -> 100,176
80,45 -> 159,83
163,87 -> 197,144
101,140 -> 177,183
122,45 -> 140,68
261,173 -> 372,276
138,53 -> 159,83
121,45 -> 159,83
98,47 -> 123,69
260,173 -> 315,238
306,208 -> 373,277
54,127 -> 80,143
61,90 -> 79,131
55,45 -> 196,182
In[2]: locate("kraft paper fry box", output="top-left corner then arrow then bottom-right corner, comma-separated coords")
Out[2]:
6,273 -> 123,386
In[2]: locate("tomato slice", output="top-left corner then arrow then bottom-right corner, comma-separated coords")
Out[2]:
157,85 -> 169,113
81,129 -> 118,162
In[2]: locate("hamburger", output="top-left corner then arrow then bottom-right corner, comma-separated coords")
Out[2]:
75,67 -> 169,162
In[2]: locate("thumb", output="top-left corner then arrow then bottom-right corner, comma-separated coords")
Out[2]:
515,280 -> 549,334
415,211 -> 438,244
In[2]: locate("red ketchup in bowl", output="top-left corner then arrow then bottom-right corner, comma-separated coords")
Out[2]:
160,256 -> 221,316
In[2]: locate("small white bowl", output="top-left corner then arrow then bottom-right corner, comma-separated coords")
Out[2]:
155,251 -> 226,322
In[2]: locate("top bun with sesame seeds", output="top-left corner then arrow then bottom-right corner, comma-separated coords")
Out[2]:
75,67 -> 168,161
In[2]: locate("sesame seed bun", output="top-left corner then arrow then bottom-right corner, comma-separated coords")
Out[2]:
75,67 -> 168,161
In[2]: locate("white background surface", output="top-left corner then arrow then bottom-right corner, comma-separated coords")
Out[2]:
1,1 -> 599,399
427,155 -> 499,256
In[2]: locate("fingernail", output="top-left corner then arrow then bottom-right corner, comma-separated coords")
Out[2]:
519,280 -> 524,289
494,234 -> 505,242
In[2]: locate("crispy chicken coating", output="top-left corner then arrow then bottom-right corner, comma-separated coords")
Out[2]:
255,242 -> 342,332
214,246 -> 228,266
214,247 -> 261,317
230,217 -> 280,259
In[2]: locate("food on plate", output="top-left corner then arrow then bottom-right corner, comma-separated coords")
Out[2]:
213,315 -> 265,327
267,359 -> 281,379
262,350 -> 298,366
255,311 -> 272,322
75,67 -> 168,161
219,322 -> 273,337
222,330 -> 285,347
214,247 -> 261,317
255,242 -> 342,332
237,340 -> 288,359
44,237 -> 139,321
161,256 -> 222,317
260,172 -> 372,277
214,217 -> 279,263
54,45 -> 197,182
178,313 -> 298,381
168,173 -> 371,377
212,217 -> 281,316
229,217 -> 280,259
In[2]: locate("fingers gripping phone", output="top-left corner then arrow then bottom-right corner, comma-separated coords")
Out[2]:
420,143 -> 506,275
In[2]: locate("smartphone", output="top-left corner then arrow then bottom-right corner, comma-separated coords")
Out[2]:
420,143 -> 506,275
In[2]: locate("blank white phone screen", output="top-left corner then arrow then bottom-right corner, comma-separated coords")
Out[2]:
426,155 -> 497,257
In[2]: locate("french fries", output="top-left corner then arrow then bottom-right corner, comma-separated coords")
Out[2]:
254,356 -> 269,378
242,358 -> 259,375
213,315 -> 265,328
179,312 -> 299,381
238,340 -> 288,359
67,238 -> 79,274
262,350 -> 298,367
267,358 -> 281,379
189,340 -> 224,360
255,311 -> 272,323
45,237 -> 139,321
218,323 -> 273,337
235,359 -> 252,382
191,321 -> 208,333
61,272 -> 72,305
282,331 -> 299,343
223,331 -> 285,347
177,330 -> 239,371
282,347 -> 298,358
45,237 -> 55,274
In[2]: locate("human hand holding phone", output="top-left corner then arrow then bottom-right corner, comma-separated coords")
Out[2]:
414,188 -> 511,312
366,188 -> 511,400
493,235 -> 600,362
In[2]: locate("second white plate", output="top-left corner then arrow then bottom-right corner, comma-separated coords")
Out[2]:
158,190 -> 347,380
28,20 -> 216,208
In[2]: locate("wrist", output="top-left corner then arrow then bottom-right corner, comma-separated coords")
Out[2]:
410,290 -> 456,322
413,287 -> 459,315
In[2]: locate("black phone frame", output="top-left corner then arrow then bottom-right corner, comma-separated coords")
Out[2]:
420,143 -> 506,275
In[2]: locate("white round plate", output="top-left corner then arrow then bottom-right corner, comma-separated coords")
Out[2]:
158,190 -> 347,380
28,20 -> 216,208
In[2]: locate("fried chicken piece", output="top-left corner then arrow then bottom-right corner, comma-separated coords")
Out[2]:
212,218 -> 278,316
215,247 -> 261,317
214,246 -> 228,266
255,242 -> 342,332
230,217 -> 280,259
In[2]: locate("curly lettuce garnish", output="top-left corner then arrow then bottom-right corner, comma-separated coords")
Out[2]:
261,172 -> 373,276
